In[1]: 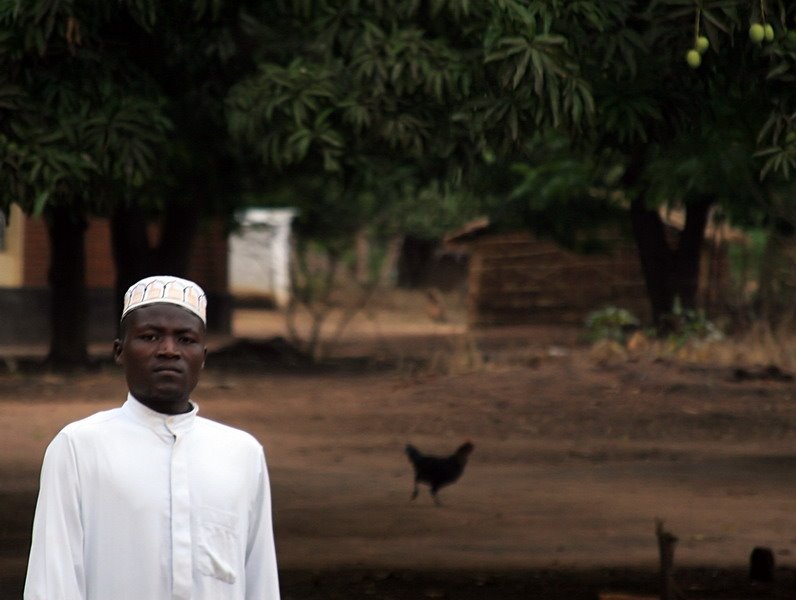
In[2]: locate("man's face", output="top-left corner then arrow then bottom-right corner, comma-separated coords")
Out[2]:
113,303 -> 207,414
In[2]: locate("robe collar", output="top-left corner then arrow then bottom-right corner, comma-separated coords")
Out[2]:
122,393 -> 198,439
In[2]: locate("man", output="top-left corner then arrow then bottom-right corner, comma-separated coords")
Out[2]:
24,275 -> 280,600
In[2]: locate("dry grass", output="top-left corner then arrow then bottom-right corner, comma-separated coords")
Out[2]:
233,288 -> 795,378
624,325 -> 796,371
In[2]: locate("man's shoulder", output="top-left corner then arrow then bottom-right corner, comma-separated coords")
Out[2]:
59,406 -> 124,436
45,407 -> 125,452
195,416 -> 263,450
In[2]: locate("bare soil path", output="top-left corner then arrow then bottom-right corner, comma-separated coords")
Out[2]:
1,306 -> 795,598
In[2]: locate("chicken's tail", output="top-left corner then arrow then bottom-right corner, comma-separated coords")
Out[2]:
405,444 -> 422,464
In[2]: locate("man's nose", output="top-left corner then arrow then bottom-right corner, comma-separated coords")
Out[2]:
156,336 -> 179,356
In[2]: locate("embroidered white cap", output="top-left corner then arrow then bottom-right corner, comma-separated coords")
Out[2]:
121,275 -> 207,324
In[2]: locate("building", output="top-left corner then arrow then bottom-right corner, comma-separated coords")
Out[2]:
446,216 -> 736,328
0,204 -> 230,345
228,208 -> 296,308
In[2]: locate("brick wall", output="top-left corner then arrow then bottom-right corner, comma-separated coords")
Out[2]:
188,220 -> 231,332
188,219 -> 228,292
21,216 -> 50,287
3,215 -> 231,343
22,216 -> 227,291
86,219 -> 116,287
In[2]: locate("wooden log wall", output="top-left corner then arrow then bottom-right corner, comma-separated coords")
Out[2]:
467,232 -> 651,327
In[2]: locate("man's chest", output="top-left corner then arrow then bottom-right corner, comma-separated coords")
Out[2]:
78,429 -> 255,517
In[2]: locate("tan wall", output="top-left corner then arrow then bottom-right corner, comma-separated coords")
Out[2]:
0,204 -> 25,287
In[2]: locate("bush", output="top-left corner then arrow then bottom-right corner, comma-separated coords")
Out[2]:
663,298 -> 724,348
584,306 -> 641,344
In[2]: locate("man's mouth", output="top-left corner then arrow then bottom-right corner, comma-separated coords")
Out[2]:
154,366 -> 182,375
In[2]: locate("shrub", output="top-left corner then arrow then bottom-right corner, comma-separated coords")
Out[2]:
663,298 -> 724,348
584,306 -> 641,344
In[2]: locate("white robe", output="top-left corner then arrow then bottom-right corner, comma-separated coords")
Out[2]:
24,395 -> 280,600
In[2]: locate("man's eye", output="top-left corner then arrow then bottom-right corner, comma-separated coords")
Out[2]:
179,337 -> 197,344
139,334 -> 158,342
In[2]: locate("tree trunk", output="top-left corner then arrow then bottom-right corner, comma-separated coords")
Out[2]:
630,195 -> 673,327
630,195 -> 712,331
355,227 -> 369,284
672,196 -> 712,309
155,200 -> 201,275
111,203 -> 152,325
622,147 -> 713,332
46,206 -> 89,367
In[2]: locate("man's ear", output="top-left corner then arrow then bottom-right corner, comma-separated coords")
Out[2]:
202,346 -> 207,369
113,339 -> 123,365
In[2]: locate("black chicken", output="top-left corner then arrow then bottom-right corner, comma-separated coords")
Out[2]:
405,441 -> 474,505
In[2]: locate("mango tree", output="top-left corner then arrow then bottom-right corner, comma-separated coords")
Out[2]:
0,1 -> 262,365
487,0 -> 796,329
0,2 -> 171,365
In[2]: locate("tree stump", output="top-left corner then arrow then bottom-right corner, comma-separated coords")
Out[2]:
749,546 -> 775,583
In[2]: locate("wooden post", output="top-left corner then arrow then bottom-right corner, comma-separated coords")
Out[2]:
655,519 -> 683,600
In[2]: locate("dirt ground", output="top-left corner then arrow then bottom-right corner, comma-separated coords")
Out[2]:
1,300 -> 795,599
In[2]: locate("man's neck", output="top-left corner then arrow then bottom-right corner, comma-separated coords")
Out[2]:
134,396 -> 193,415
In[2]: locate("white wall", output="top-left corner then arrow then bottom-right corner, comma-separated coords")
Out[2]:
228,208 -> 296,308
